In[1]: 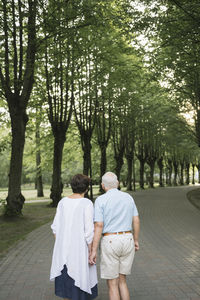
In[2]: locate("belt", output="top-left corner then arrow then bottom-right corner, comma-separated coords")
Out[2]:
103,231 -> 132,236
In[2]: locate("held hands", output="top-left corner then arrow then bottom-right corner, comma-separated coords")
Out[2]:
88,242 -> 139,266
89,250 -> 97,265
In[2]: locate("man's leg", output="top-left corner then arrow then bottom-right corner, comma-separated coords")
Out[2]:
119,274 -> 130,300
107,278 -> 120,300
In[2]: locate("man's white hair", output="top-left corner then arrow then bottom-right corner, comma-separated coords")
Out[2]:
102,172 -> 118,189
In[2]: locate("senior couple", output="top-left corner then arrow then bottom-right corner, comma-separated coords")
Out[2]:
50,172 -> 140,300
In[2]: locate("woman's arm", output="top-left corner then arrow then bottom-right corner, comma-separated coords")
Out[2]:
84,202 -> 94,245
51,202 -> 61,235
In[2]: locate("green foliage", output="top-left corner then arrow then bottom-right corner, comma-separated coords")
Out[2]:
0,0 -> 199,196
133,0 -> 200,143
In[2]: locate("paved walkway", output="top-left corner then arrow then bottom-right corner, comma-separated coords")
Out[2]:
0,186 -> 200,300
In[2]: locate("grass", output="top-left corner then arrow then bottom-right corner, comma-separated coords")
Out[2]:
0,185 -> 102,201
0,188 -> 52,201
0,202 -> 56,259
187,188 -> 200,211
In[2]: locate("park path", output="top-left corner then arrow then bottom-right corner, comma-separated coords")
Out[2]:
0,186 -> 200,300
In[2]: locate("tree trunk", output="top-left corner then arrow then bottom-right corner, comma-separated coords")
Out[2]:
133,154 -> 136,191
147,160 -> 156,188
50,131 -> 66,207
99,146 -> 107,193
82,138 -> 93,200
89,152 -> 93,201
192,164 -> 195,185
36,151 -> 44,197
83,146 -> 91,176
126,155 -> 133,191
6,108 -> 28,215
173,161 -> 178,186
180,162 -> 184,185
157,157 -> 164,187
124,131 -> 134,191
139,158 -> 145,189
185,163 -> 190,185
196,163 -> 200,184
115,153 -> 124,183
167,159 -> 173,186
36,119 -> 44,197
165,169 -> 169,185
195,109 -> 200,147
112,121 -> 125,187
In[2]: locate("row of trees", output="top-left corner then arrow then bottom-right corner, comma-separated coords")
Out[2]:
0,0 -> 199,215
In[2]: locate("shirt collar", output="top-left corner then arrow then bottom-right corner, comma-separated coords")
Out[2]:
106,188 -> 118,193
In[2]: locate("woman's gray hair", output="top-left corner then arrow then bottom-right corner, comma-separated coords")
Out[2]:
102,172 -> 118,189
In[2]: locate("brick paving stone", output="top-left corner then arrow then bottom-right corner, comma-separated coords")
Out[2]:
0,186 -> 200,300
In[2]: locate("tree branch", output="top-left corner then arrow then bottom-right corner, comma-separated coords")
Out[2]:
2,0 -> 10,86
18,0 -> 23,85
168,0 -> 200,25
21,0 -> 37,103
11,0 -> 18,93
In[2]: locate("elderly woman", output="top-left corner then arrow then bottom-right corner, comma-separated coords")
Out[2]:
50,174 -> 98,300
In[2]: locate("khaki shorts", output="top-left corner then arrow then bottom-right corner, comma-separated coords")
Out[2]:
100,233 -> 135,279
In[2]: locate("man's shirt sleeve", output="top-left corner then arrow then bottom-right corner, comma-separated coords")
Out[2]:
94,197 -> 104,222
132,198 -> 139,217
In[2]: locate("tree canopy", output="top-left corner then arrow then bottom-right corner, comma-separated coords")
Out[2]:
0,0 -> 199,214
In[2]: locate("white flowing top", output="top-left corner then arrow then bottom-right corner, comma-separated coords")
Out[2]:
50,197 -> 98,294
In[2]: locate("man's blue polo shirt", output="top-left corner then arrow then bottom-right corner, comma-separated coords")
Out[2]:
94,188 -> 138,233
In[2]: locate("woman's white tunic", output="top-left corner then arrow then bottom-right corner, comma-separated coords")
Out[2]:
50,197 -> 97,294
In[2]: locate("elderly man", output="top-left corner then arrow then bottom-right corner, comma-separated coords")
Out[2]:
90,172 -> 140,300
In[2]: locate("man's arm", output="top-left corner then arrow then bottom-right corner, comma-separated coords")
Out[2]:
133,215 -> 140,251
89,221 -> 103,264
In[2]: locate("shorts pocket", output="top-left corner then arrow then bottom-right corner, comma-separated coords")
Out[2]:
122,236 -> 134,255
102,237 -> 121,257
101,238 -> 113,254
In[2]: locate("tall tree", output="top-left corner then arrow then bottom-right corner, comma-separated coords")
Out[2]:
112,116 -> 126,183
73,37 -> 98,199
43,0 -> 77,206
96,87 -> 112,192
0,0 -> 38,215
